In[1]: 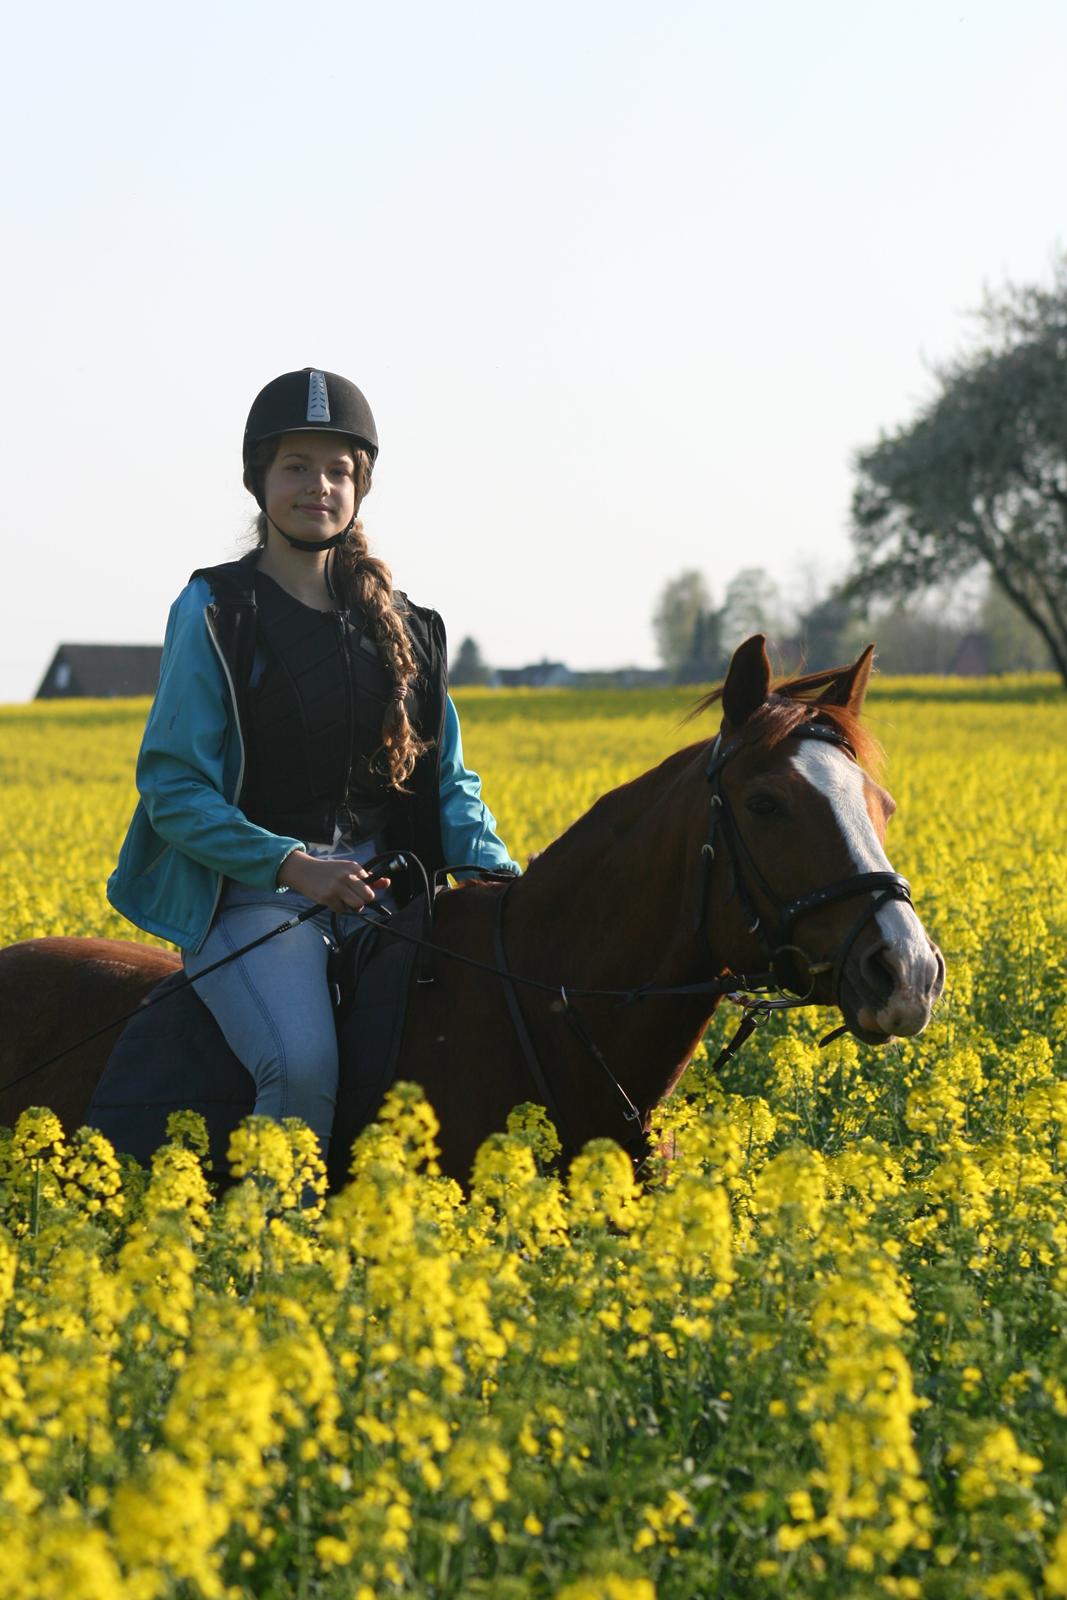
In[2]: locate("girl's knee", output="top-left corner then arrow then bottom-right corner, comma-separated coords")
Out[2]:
275,1033 -> 338,1130
282,1042 -> 338,1104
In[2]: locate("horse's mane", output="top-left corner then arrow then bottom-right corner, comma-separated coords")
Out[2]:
516,664 -> 885,885
687,664 -> 883,776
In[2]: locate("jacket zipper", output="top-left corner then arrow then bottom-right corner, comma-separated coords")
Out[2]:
336,613 -> 355,830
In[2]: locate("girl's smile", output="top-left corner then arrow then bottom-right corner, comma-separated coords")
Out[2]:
264,431 -> 357,543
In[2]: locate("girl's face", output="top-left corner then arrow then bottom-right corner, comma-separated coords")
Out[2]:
263,431 -> 358,542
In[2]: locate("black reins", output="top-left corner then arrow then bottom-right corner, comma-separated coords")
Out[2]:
11,719 -> 915,1158
5,856 -> 767,1101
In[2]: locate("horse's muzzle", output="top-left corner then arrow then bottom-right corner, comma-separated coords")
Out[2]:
838,924 -> 946,1044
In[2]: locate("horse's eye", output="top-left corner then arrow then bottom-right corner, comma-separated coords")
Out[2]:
746,793 -> 781,818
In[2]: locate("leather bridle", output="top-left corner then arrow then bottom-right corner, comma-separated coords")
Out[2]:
492,715 -> 915,1160
698,718 -> 913,1010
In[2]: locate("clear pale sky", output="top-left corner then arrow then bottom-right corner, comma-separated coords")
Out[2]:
2,0 -> 1064,701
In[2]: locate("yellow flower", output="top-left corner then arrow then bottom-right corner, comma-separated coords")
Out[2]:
315,1535 -> 353,1568
957,1426 -> 1043,1511
507,1101 -> 563,1163
111,1450 -> 229,1598
444,1436 -> 510,1522
1045,1518 -> 1067,1595
568,1140 -> 641,1230
554,1580 -> 657,1600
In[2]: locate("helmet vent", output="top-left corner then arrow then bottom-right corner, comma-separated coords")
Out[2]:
306,370 -> 331,423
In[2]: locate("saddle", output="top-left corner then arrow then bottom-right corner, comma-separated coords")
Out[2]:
85,897 -> 426,1192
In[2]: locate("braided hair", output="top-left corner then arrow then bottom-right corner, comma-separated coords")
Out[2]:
247,440 -> 432,790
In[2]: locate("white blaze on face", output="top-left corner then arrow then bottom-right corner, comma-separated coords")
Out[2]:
790,740 -> 933,1028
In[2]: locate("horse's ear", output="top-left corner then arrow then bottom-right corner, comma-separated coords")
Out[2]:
817,644 -> 875,714
721,634 -> 772,729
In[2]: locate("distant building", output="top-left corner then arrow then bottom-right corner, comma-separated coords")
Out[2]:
571,667 -> 671,690
485,661 -> 672,690
947,633 -> 991,677
492,661 -> 575,689
36,644 -> 163,699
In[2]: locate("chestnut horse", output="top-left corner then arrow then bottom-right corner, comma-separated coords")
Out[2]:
0,637 -> 944,1183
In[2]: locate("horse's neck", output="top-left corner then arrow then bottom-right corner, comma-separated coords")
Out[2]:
503,746 -> 721,1112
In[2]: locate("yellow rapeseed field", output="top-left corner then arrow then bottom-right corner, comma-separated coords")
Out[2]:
1,679 -> 1066,1599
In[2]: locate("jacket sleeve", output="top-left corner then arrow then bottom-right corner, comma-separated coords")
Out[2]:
135,582 -> 305,889
438,695 -> 521,874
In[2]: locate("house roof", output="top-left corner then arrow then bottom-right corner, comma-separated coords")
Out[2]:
36,643 -> 163,698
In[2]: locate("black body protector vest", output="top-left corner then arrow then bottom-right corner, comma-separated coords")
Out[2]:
193,558 -> 449,875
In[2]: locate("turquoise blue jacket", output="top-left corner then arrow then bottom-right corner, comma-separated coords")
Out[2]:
107,577 -> 519,952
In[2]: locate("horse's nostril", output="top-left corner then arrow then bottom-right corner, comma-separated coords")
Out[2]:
859,943 -> 896,1003
931,944 -> 947,998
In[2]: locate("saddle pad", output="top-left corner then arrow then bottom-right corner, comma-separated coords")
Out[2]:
326,902 -> 422,1192
86,902 -> 423,1188
85,970 -> 255,1175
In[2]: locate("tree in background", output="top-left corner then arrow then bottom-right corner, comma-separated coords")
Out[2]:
796,590 -> 860,672
845,602 -> 966,676
450,636 -> 490,686
847,262 -> 1067,685
653,567 -> 797,683
981,579 -> 1053,673
652,570 -> 713,677
675,606 -> 725,684
719,566 -> 785,657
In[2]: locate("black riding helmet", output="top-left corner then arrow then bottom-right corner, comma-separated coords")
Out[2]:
242,367 -> 378,505
242,367 -> 378,555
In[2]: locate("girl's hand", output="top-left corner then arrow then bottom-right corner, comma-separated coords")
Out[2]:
276,851 -> 390,913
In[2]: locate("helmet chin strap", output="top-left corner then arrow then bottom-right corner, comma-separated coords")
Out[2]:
264,510 -> 357,554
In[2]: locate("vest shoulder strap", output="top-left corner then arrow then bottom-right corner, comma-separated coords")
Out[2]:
190,555 -> 259,608
393,591 -> 447,672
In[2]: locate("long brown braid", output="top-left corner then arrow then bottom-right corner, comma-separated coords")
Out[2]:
247,440 -> 433,790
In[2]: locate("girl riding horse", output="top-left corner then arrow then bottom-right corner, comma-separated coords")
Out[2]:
106,367 -> 519,1164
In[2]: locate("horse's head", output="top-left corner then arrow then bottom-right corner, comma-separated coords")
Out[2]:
699,634 -> 944,1043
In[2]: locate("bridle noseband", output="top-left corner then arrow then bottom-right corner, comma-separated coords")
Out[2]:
698,718 -> 913,1012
